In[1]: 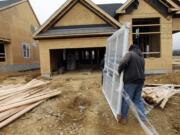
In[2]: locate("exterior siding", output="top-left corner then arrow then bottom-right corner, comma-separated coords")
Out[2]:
0,1 -> 40,71
54,3 -> 107,27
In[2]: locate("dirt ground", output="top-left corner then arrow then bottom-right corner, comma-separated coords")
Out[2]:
0,71 -> 179,135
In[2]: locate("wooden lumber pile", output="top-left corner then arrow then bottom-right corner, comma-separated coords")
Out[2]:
142,84 -> 180,109
0,79 -> 61,129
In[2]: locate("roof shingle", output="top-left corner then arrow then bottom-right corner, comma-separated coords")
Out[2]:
98,3 -> 123,17
36,26 -> 117,39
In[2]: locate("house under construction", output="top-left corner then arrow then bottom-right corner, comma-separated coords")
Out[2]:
33,0 -> 180,78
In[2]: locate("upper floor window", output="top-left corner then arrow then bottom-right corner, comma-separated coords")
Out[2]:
132,18 -> 161,58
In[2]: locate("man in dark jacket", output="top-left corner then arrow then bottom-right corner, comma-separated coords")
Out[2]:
117,44 -> 146,124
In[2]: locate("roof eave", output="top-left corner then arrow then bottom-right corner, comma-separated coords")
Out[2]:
34,32 -> 115,40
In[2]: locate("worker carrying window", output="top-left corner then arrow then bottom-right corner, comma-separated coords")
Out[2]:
117,44 -> 146,124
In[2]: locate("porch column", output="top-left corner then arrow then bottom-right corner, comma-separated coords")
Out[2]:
39,47 -> 51,78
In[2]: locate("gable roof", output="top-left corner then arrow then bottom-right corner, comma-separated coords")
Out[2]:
0,0 -> 26,9
34,0 -> 121,38
116,0 -> 180,16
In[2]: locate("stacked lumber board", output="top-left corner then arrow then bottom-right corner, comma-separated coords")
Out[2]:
0,79 -> 61,129
142,84 -> 180,109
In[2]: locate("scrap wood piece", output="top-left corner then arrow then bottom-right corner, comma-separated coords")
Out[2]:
0,82 -> 49,97
0,79 -> 48,95
0,80 -> 37,94
0,90 -> 62,112
0,80 -> 50,98
0,88 -> 53,106
0,101 -> 44,129
143,84 -> 180,108
0,88 -> 44,105
1,89 -> 60,107
160,89 -> 180,109
144,84 -> 180,89
145,84 -> 171,87
0,79 -> 60,128
0,83 -> 49,102
0,84 -> 22,91
142,85 -> 172,104
0,106 -> 27,122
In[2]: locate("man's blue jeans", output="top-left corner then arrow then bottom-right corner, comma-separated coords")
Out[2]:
121,83 -> 146,121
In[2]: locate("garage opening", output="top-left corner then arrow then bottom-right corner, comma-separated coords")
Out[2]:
0,43 -> 5,62
132,18 -> 161,58
50,47 -> 105,74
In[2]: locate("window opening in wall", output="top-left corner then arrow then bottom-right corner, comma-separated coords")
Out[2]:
0,43 -> 5,62
22,43 -> 30,58
132,18 -> 161,58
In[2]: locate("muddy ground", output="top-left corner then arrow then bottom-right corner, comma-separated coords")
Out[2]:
0,71 -> 179,135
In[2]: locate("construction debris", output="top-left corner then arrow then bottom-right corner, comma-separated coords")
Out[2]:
143,84 -> 180,109
0,79 -> 61,129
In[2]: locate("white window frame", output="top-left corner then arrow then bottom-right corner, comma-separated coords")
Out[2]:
22,42 -> 30,59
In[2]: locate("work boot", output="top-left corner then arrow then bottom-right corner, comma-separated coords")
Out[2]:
117,115 -> 121,123
120,118 -> 128,125
117,115 -> 128,125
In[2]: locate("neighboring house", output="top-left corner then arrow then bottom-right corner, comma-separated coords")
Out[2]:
33,0 -> 180,78
0,0 -> 40,72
